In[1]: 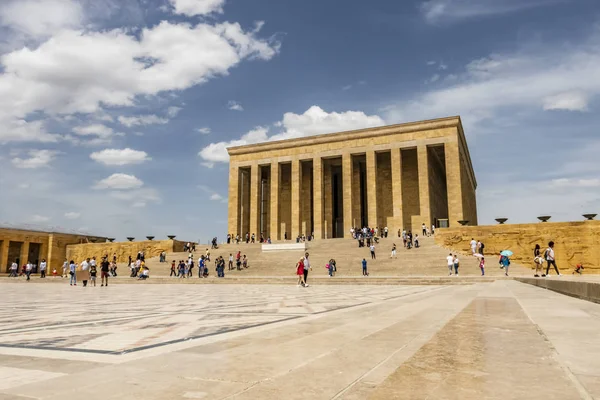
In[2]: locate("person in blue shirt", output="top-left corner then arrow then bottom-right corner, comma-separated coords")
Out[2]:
362,258 -> 369,276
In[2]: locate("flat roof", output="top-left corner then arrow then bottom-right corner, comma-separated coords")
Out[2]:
227,115 -> 462,155
0,223 -> 104,238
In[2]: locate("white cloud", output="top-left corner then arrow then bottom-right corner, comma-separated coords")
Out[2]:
109,188 -> 161,204
168,0 -> 225,16
132,202 -> 146,208
12,149 -> 58,169
0,0 -> 83,38
30,214 -> 50,223
167,106 -> 182,118
17,183 -> 30,189
228,101 -> 244,111
64,212 -> 81,219
90,148 -> 151,166
543,91 -> 589,112
549,178 -> 600,189
197,127 -> 211,134
72,124 -> 114,139
199,106 -> 385,164
426,60 -> 436,65
93,173 -> 143,190
0,19 -> 279,143
198,185 -> 227,203
384,28 -> 600,127
118,115 -> 169,127
425,74 -> 440,84
342,85 -> 352,91
420,0 -> 559,24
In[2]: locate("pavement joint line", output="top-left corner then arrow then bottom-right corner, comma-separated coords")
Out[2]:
0,287 -> 442,358
506,280 -> 594,400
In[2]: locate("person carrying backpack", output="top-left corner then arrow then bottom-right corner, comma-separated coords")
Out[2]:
545,241 -> 561,276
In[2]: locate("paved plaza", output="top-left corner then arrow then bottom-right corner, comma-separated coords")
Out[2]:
0,282 -> 599,399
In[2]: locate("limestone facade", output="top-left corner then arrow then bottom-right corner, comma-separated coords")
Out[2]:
227,116 -> 478,240
435,220 -> 600,271
0,228 -> 105,273
66,239 -> 186,265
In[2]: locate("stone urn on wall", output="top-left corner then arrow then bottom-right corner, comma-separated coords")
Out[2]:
537,216 -> 551,222
583,214 -> 597,220
107,238 -> 115,243
146,236 -> 155,241
167,235 -> 176,240
127,237 -> 135,242
495,218 -> 508,225
457,220 -> 469,226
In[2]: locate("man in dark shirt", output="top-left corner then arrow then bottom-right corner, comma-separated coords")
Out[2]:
100,258 -> 110,287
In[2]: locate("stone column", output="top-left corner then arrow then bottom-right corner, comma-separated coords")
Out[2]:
417,145 -> 431,227
227,163 -> 239,236
445,140 -> 464,227
342,153 -> 353,238
291,159 -> 301,238
313,156 -> 323,239
366,150 -> 378,227
1,240 -> 9,272
249,163 -> 260,237
20,241 -> 30,265
270,161 -> 280,240
391,148 -> 403,234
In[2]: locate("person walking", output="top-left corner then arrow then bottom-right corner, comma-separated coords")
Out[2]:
370,244 -> 376,259
422,223 -> 426,236
69,260 -> 77,286
89,264 -> 97,286
25,261 -> 32,280
80,258 -> 90,287
62,259 -> 68,278
100,257 -> 110,287
545,241 -> 561,276
199,257 -> 205,278
453,254 -> 460,276
391,243 -> 397,258
446,253 -> 454,276
500,254 -> 511,276
296,257 -> 306,287
479,257 -> 485,276
533,244 -> 543,277
303,252 -> 312,287
228,254 -> 233,270
170,260 -> 176,277
9,261 -> 18,277
470,238 -> 477,255
362,258 -> 369,276
39,259 -> 47,278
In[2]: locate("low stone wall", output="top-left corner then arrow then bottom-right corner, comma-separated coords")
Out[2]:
435,220 -> 600,272
66,239 -> 186,263
516,278 -> 600,303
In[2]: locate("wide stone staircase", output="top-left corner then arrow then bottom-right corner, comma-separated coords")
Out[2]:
140,235 -> 530,281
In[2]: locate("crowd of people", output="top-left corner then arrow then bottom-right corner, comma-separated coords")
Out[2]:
5,230 -> 583,285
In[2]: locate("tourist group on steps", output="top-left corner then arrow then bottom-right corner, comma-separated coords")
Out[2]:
6,229 -> 581,283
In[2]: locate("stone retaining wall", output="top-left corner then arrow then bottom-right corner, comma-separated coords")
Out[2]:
66,239 -> 186,263
435,220 -> 600,272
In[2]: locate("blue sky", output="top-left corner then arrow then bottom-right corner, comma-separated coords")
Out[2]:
0,0 -> 599,242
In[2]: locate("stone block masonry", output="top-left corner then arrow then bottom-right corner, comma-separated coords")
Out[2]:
435,220 -> 600,272
66,239 -> 186,264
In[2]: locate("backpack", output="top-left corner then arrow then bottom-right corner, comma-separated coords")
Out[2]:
543,249 -> 549,260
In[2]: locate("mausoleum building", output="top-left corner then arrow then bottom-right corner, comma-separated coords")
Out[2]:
227,116 -> 478,240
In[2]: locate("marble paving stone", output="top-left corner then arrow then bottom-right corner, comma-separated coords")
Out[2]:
0,282 -> 598,399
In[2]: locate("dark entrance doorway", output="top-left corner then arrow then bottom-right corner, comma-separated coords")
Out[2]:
8,241 -> 22,270
331,165 -> 344,238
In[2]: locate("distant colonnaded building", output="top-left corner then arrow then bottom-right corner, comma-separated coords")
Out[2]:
226,116 -> 478,240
